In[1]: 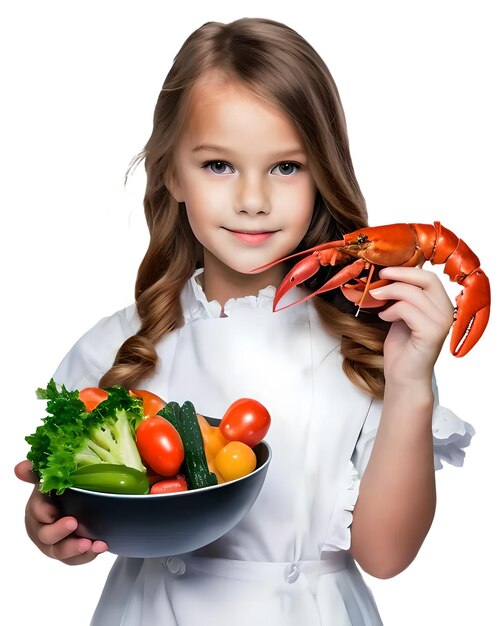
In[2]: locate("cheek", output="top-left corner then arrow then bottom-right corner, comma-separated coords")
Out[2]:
184,178 -> 225,213
183,195 -> 219,246
283,183 -> 316,229
183,206 -> 206,243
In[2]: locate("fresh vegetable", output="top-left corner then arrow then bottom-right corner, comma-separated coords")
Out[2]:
135,416 -> 185,476
177,401 -> 218,490
26,379 -> 146,494
146,471 -> 165,486
78,387 -> 109,412
219,398 -> 271,448
130,389 -> 165,418
158,401 -> 182,432
70,463 -> 149,494
149,475 -> 188,494
27,382 -> 269,495
197,414 -> 228,461
214,441 -> 257,482
197,414 -> 227,484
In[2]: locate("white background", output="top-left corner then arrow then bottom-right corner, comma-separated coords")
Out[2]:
2,1 -> 499,624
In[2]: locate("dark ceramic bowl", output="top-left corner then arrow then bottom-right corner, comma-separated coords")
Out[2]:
54,418 -> 271,558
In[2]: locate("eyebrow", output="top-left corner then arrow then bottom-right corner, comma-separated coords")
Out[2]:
192,143 -> 307,160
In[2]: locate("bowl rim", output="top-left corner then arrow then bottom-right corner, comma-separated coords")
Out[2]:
66,438 -> 272,499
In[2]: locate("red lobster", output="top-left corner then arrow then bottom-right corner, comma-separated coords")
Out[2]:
254,222 -> 490,357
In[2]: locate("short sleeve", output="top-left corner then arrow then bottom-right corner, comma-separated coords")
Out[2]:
322,375 -> 475,553
52,304 -> 139,389
353,375 -> 475,475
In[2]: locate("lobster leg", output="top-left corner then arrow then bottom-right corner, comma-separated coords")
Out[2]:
341,277 -> 392,307
273,258 -> 367,311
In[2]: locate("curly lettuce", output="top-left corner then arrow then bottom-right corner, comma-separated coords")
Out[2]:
26,379 -> 145,494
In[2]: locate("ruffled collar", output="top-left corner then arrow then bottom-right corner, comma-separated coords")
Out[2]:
180,268 -> 276,321
181,268 -> 307,322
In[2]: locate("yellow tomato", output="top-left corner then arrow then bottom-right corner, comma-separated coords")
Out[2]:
214,441 -> 257,482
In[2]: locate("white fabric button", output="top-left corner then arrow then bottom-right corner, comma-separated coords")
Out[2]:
162,557 -> 186,575
284,562 -> 300,583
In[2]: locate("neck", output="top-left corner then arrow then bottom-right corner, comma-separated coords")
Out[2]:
200,254 -> 285,305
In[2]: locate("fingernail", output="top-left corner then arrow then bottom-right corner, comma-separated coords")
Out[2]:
65,519 -> 77,531
92,541 -> 108,553
369,288 -> 383,297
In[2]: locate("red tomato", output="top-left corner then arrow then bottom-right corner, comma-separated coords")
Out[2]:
130,389 -> 165,417
149,475 -> 188,494
219,398 -> 271,448
136,416 -> 184,476
78,387 -> 109,412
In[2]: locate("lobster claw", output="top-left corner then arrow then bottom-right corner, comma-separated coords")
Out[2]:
273,258 -> 369,311
273,254 -> 322,308
451,268 -> 490,357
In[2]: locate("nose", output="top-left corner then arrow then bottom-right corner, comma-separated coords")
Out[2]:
234,174 -> 271,215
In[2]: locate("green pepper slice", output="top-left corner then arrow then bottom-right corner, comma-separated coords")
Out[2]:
70,463 -> 149,494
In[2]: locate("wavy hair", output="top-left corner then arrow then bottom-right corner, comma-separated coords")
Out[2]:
100,17 -> 389,398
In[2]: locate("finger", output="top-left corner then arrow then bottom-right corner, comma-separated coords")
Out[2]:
370,282 -> 451,327
91,540 -> 109,554
371,274 -> 454,325
51,537 -> 107,564
378,300 -> 430,326
378,266 -> 454,311
53,536 -> 94,562
378,300 -> 450,345
38,516 -> 79,546
26,488 -> 60,525
14,460 -> 37,484
60,550 -> 101,566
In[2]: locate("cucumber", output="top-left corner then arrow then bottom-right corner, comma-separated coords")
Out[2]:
157,401 -> 181,432
178,401 -> 218,490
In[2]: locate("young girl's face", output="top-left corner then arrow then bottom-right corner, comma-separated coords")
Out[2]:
167,72 -> 317,300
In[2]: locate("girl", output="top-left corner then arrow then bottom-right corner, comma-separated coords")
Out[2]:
15,17 -> 474,626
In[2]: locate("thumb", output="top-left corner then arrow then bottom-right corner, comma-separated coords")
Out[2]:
14,459 -> 37,484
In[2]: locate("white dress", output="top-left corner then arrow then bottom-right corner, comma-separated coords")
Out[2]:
53,269 -> 474,626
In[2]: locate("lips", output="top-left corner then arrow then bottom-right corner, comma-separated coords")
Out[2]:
225,228 -> 277,244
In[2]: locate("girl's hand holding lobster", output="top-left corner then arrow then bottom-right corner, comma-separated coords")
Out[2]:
254,221 -> 490,360
369,266 -> 455,386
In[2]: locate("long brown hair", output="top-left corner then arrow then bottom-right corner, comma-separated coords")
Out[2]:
100,18 -> 389,397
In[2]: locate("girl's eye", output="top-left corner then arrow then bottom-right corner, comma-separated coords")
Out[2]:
203,161 -> 234,175
271,162 -> 300,176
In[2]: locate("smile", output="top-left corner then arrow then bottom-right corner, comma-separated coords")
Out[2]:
225,229 -> 278,244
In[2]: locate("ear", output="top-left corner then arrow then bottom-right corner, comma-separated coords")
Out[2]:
164,168 -> 184,203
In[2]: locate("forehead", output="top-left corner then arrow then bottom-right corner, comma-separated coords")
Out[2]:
181,73 -> 304,151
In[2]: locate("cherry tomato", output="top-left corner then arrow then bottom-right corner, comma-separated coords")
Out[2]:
130,389 -> 165,417
219,398 -> 271,447
214,441 -> 257,482
135,416 -> 184,476
78,387 -> 109,412
150,475 -> 188,494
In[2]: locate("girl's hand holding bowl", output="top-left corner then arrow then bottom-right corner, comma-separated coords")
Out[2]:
14,459 -> 108,565
21,383 -> 272,558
